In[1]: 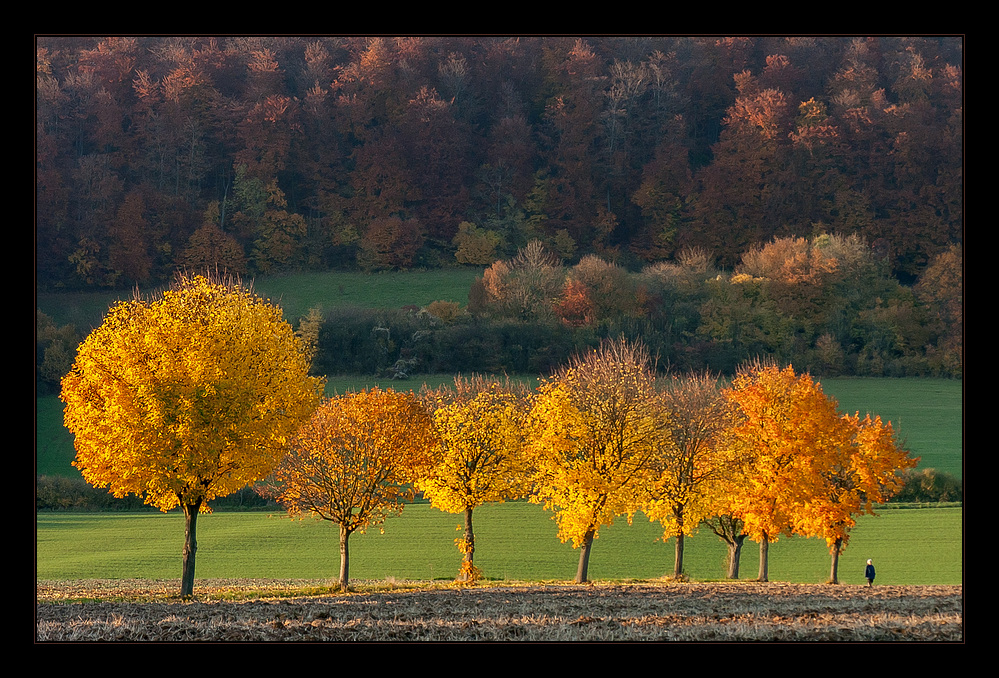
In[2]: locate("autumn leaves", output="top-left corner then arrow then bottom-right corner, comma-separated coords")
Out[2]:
530,341 -> 667,583
263,339 -> 915,588
262,389 -> 438,590
62,274 -> 324,597
721,363 -> 917,583
61,275 -> 915,596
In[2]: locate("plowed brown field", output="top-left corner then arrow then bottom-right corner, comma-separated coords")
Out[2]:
36,580 -> 963,642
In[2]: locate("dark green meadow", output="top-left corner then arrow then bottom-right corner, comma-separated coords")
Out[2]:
36,268 -> 484,332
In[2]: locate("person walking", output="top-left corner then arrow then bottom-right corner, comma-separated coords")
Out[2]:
865,559 -> 876,587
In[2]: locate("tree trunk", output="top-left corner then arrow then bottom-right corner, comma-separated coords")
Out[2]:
673,533 -> 685,579
338,524 -> 353,590
829,537 -> 842,584
726,534 -> 746,579
180,500 -> 202,598
673,506 -> 685,579
575,529 -> 596,583
459,506 -> 475,581
757,535 -> 770,582
707,515 -> 747,580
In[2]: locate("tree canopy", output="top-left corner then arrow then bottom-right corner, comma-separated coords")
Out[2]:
528,339 -> 664,582
264,388 -> 437,589
417,375 -> 531,581
719,360 -> 917,582
60,273 -> 324,596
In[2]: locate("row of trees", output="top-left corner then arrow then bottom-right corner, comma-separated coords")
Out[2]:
60,274 -> 917,595
257,343 -> 919,590
37,36 -> 961,290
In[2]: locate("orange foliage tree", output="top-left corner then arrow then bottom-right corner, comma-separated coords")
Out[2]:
263,388 -> 437,590
722,360 -> 918,583
794,412 -> 917,583
553,277 -> 595,328
417,376 -> 531,581
61,274 -> 323,597
720,361 -> 841,581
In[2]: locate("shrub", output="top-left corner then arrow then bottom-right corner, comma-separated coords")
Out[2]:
893,468 -> 963,504
36,475 -> 152,511
36,476 -> 273,512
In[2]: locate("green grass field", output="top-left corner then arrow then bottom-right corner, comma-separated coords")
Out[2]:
818,377 -> 963,478
36,503 -> 962,586
37,268 -> 484,332
251,268 -> 484,322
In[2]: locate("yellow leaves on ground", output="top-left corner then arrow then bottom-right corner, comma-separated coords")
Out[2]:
61,273 -> 324,513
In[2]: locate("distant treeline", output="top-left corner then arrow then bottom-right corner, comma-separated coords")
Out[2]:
35,467 -> 962,512
36,475 -> 271,511
37,36 -> 961,292
313,236 -> 961,379
36,232 -> 961,399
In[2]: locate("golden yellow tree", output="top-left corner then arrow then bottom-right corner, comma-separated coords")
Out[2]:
644,371 -> 738,579
417,375 -> 531,582
61,273 -> 323,598
265,388 -> 437,590
528,339 -> 662,583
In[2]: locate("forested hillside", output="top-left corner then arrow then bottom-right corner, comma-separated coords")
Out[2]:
35,36 -> 963,383
37,36 -> 961,288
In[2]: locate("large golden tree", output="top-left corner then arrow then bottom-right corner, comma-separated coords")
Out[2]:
61,273 -> 323,598
528,339 -> 663,583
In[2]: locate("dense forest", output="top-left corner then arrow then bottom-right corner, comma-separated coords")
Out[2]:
35,36 -> 963,381
36,36 -> 961,285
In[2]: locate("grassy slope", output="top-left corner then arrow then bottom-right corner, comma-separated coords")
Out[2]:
37,268 -> 484,331
251,268 -> 483,321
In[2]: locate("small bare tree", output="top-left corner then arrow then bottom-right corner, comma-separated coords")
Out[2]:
644,371 -> 738,579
